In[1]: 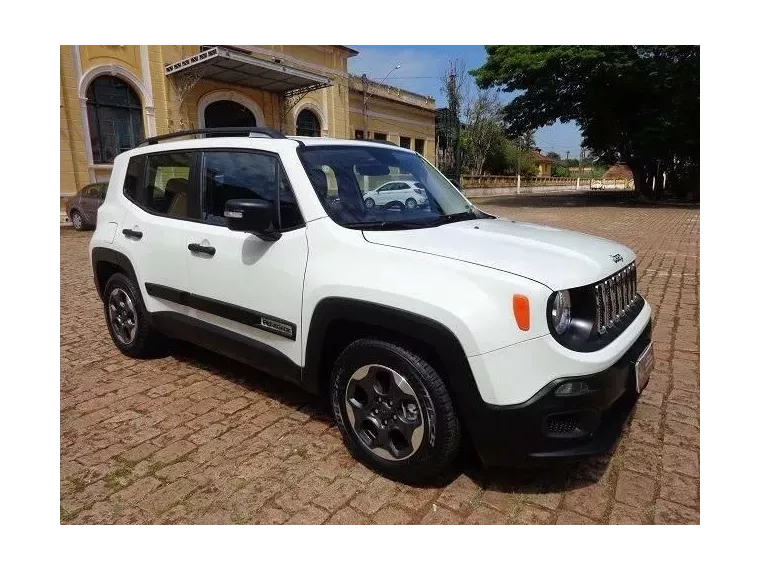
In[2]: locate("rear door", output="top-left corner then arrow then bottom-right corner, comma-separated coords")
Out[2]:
117,151 -> 197,315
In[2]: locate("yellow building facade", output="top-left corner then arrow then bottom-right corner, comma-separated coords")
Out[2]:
60,45 -> 437,214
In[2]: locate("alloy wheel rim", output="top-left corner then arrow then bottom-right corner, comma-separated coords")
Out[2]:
72,213 -> 82,229
108,287 -> 137,345
344,364 -> 424,461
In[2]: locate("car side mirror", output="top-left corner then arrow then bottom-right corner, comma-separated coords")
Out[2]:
224,199 -> 281,241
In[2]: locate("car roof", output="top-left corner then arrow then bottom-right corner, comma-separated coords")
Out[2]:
120,136 -> 418,159
288,136 -> 415,151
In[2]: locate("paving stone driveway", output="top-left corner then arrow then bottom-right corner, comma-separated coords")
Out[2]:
60,194 -> 700,524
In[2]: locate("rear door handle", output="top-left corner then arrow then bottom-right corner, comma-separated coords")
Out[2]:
122,228 -> 143,239
188,243 -> 216,256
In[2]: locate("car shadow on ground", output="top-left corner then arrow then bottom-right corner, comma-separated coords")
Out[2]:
168,339 -> 615,496
470,191 -> 700,210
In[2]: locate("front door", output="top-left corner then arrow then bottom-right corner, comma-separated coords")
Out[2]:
118,150 -> 197,316
184,149 -> 308,368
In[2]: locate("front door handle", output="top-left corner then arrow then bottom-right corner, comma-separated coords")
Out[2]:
188,243 -> 216,256
122,228 -> 143,239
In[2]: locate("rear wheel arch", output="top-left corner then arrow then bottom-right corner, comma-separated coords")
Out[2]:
91,247 -> 139,301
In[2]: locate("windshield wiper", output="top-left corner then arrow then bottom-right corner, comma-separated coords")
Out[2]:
343,220 -> 429,230
419,210 -> 479,227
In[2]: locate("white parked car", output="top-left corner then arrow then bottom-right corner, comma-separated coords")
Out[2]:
90,128 -> 653,482
363,180 -> 428,210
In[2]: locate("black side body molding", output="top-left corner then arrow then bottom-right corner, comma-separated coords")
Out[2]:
145,282 -> 297,341
150,312 -> 301,385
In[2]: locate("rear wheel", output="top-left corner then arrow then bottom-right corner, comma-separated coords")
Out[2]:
330,338 -> 461,483
405,197 -> 417,209
70,210 -> 84,230
103,273 -> 163,358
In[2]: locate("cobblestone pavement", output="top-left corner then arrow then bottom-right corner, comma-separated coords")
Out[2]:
60,196 -> 699,524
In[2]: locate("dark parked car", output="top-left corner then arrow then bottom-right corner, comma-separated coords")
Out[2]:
67,183 -> 107,230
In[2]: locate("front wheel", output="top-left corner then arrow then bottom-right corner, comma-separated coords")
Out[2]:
364,197 -> 375,209
330,338 -> 461,483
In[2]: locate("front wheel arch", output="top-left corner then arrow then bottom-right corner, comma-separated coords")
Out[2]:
302,298 -> 489,454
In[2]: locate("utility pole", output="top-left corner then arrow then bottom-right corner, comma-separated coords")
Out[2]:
516,134 -> 522,193
576,146 -> 583,190
361,73 -> 369,140
566,150 -> 570,162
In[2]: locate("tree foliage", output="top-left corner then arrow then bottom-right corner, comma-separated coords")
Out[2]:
471,45 -> 699,199
460,89 -> 502,175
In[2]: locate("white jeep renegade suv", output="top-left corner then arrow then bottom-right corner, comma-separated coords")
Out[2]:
89,127 -> 653,482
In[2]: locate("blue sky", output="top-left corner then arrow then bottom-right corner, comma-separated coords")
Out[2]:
348,45 -> 583,158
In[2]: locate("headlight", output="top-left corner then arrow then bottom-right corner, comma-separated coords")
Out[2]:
551,290 -> 572,334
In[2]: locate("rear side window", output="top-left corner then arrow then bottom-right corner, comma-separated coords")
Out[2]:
123,155 -> 145,202
201,151 -> 303,230
143,153 -> 195,219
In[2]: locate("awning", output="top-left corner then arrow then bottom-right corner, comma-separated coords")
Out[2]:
165,46 -> 331,97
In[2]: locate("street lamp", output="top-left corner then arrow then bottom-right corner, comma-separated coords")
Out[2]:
362,64 -> 402,139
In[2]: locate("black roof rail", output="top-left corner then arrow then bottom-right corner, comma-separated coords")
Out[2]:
368,139 -> 398,147
139,127 -> 288,146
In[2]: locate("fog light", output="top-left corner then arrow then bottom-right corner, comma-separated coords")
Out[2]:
555,381 -> 589,396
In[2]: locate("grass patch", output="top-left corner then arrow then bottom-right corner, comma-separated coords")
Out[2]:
103,466 -> 134,489
60,506 -> 77,523
68,476 -> 88,494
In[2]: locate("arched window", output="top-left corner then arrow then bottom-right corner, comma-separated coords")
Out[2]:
204,100 -> 257,128
296,109 -> 321,137
86,76 -> 144,164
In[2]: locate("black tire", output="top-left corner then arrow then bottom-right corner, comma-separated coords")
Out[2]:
364,197 -> 375,209
330,338 -> 461,483
102,273 -> 163,358
405,197 -> 417,209
70,210 -> 84,231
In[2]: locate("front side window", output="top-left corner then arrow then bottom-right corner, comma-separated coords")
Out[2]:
299,146 -> 482,230
201,151 -> 303,230
144,153 -> 194,219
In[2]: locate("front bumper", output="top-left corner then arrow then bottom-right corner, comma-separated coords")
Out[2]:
464,320 -> 652,466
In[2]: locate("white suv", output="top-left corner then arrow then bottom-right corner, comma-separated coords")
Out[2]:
89,127 -> 653,482
363,180 -> 429,210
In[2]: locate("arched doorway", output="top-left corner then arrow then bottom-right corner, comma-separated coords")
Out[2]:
204,100 -> 257,128
86,76 -> 144,164
296,109 -> 321,137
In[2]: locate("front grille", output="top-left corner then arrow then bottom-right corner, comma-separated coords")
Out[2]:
546,417 -> 579,435
594,262 -> 637,334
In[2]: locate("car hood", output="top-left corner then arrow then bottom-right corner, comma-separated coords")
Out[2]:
362,217 -> 635,290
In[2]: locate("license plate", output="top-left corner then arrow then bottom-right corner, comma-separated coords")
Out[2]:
635,342 -> 654,393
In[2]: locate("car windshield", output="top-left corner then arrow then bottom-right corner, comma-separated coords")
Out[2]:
299,145 -> 481,230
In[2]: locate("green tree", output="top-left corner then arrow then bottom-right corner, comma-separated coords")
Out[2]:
460,89 -> 503,175
472,45 -> 699,200
546,151 -> 562,176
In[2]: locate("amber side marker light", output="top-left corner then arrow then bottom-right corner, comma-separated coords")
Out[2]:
513,294 -> 530,331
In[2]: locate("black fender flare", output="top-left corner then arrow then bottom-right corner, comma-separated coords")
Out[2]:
91,247 -> 139,300
302,297 -> 488,445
